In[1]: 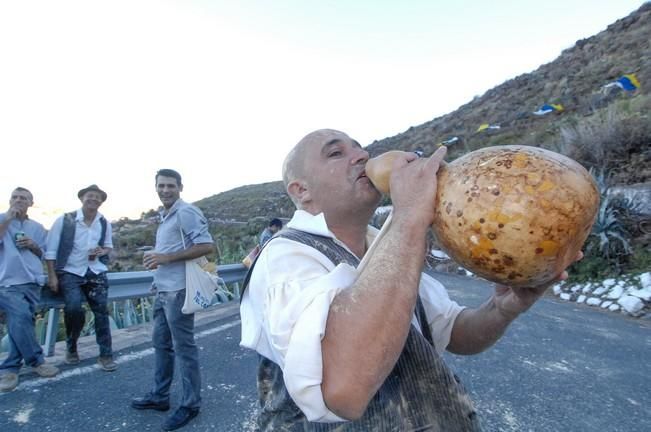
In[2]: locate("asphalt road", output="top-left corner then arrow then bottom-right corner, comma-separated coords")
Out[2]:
1,272 -> 649,431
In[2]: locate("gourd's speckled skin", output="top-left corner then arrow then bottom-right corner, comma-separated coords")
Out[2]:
366,146 -> 600,287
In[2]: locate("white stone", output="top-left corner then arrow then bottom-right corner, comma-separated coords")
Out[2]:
553,285 -> 562,295
577,295 -> 586,304
586,298 -> 602,307
622,283 -> 637,295
593,287 -> 608,296
374,205 -> 393,215
629,287 -> 651,302
601,301 -> 613,309
602,278 -> 617,287
560,293 -> 571,301
571,285 -> 582,293
608,304 -> 620,312
606,286 -> 624,300
617,296 -> 644,315
639,272 -> 651,289
431,250 -> 450,259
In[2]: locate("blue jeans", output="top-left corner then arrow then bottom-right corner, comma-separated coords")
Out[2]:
150,289 -> 201,409
0,283 -> 44,373
59,270 -> 112,357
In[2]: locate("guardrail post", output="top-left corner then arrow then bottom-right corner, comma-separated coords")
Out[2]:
233,282 -> 240,299
44,307 -> 60,357
140,299 -> 147,323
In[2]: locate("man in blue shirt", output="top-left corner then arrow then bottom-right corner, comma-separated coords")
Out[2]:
259,218 -> 283,248
131,169 -> 214,432
0,187 -> 59,392
45,184 -> 117,372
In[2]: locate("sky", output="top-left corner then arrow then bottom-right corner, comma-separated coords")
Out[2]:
1,0 -> 645,226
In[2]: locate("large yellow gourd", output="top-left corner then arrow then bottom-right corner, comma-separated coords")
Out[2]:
365,146 -> 600,287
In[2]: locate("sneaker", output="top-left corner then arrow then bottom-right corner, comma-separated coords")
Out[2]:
162,407 -> 200,431
64,351 -> 80,365
97,356 -> 118,372
34,362 -> 60,378
0,373 -> 18,392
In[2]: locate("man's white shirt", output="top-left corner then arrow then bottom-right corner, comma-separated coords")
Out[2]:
240,209 -> 464,422
45,209 -> 113,276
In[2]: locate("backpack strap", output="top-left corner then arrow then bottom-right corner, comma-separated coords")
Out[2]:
55,211 -> 78,271
98,216 -> 107,247
98,216 -> 109,265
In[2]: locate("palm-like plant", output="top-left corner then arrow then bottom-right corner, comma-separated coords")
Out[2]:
587,169 -> 632,261
590,194 -> 632,259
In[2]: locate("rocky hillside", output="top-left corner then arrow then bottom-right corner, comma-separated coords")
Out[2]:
365,3 -> 650,171
202,2 -> 651,223
112,3 -> 651,270
195,181 -> 294,224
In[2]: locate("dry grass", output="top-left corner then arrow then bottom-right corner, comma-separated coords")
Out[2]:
554,95 -> 651,180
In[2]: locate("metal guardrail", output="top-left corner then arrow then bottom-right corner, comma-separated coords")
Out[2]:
39,264 -> 248,357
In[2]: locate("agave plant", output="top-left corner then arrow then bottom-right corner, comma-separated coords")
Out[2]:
587,168 -> 633,262
590,194 -> 633,259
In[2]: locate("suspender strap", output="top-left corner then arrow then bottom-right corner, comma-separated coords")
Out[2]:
240,228 -> 359,301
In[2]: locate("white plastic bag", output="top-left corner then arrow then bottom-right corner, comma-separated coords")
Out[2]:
182,256 -> 218,314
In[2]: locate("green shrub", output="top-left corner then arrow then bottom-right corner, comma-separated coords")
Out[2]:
567,253 -> 615,283
589,193 -> 632,260
627,245 -> 651,274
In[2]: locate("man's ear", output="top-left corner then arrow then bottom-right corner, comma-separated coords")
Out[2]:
287,180 -> 310,206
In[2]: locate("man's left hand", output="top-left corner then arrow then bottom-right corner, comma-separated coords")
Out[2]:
16,237 -> 38,253
494,251 -> 584,321
143,252 -> 170,270
89,246 -> 108,257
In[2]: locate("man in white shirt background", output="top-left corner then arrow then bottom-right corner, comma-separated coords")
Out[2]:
240,129 -> 579,431
45,184 -> 117,372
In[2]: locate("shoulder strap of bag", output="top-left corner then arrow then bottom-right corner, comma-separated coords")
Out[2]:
179,225 -> 187,250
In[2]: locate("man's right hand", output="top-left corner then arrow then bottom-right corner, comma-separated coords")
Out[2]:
389,146 -> 447,230
48,273 -> 59,293
143,252 -> 168,270
6,206 -> 21,220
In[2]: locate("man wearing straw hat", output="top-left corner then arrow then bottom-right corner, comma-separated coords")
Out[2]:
45,184 -> 117,372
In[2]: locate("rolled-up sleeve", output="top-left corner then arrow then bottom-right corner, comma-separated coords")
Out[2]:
103,220 -> 114,249
34,224 -> 48,258
0,215 -> 6,245
44,216 -> 64,260
418,273 -> 465,355
178,207 -> 212,245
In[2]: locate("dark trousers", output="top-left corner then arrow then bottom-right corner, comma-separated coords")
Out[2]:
0,283 -> 44,373
59,270 -> 112,357
150,289 -> 201,409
